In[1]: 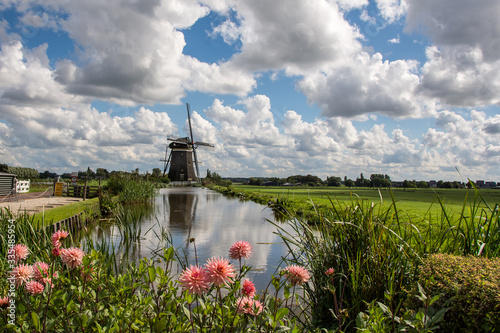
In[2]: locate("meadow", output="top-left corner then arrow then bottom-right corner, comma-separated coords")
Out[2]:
1,179 -> 499,331
230,185 -> 500,221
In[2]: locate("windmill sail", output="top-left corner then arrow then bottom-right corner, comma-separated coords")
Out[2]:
186,103 -> 200,180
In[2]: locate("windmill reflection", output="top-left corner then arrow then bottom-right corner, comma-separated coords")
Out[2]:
164,190 -> 198,239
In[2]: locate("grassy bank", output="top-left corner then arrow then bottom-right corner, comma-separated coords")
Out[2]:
209,183 -> 500,331
227,184 -> 500,221
31,198 -> 100,228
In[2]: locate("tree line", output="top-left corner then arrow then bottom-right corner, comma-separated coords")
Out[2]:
0,163 -> 39,179
239,173 -> 466,189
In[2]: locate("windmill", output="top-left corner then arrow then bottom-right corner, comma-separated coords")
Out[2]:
161,103 -> 214,182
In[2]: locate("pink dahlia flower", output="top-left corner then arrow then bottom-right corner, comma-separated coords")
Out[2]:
26,281 -> 44,295
229,241 -> 253,260
42,278 -> 54,288
236,296 -> 263,315
11,264 -> 34,287
179,265 -> 210,295
33,261 -> 50,282
52,247 -> 61,257
51,230 -> 69,248
0,296 -> 9,308
60,247 -> 85,268
12,244 -> 29,263
205,257 -> 236,287
283,265 -> 311,286
241,279 -> 256,298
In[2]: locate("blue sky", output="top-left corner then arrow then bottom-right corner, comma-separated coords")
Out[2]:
0,0 -> 500,181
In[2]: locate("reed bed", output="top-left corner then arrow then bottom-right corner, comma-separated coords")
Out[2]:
272,182 -> 500,331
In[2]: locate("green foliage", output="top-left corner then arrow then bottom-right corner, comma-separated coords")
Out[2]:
257,183 -> 500,332
203,169 -> 231,187
327,176 -> 342,187
4,166 -> 39,179
98,192 -> 120,216
369,174 -> 391,188
105,174 -> 157,204
286,174 -> 323,185
0,213 -> 304,332
273,194 -> 423,331
356,286 -> 448,333
414,254 -> 500,332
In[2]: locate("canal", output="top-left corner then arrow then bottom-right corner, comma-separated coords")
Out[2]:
92,187 -> 295,292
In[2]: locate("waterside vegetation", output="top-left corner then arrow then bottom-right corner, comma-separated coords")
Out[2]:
0,177 -> 499,331
210,181 -> 500,331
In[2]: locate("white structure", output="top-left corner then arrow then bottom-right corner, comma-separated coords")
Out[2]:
16,180 -> 30,193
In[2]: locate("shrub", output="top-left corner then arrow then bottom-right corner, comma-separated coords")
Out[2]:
414,254 -> 500,332
104,174 -> 157,204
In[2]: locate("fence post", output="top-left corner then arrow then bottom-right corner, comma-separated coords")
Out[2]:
83,177 -> 87,201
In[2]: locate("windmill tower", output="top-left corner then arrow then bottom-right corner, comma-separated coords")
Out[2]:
161,103 -> 214,183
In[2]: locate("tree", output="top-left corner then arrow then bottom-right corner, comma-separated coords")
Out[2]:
86,167 -> 96,179
440,181 -> 453,188
403,180 -> 417,188
151,168 -> 162,178
96,168 -> 109,179
249,177 -> 263,186
327,176 -> 342,187
355,173 -> 370,187
344,179 -> 355,187
370,174 -> 391,187
417,181 -> 429,188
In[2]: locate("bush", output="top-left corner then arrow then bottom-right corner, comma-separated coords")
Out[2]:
104,175 -> 157,204
415,254 -> 500,332
98,191 -> 120,216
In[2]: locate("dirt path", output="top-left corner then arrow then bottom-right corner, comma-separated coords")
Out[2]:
0,192 -> 84,215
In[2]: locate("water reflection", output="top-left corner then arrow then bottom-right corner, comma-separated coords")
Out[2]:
91,187 -> 293,292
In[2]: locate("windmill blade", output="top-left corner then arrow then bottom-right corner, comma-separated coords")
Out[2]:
186,103 -> 200,180
195,141 -> 214,147
161,149 -> 172,177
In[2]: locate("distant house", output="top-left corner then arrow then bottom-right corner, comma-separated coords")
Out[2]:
428,180 -> 438,188
0,172 -> 16,196
476,180 -> 485,188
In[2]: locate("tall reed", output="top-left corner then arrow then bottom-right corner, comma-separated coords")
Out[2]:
273,183 -> 500,331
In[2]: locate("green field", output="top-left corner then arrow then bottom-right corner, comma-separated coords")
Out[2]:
230,185 -> 500,221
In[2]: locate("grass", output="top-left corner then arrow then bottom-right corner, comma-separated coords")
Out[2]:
269,184 -> 500,331
31,197 -> 100,228
230,185 -> 500,221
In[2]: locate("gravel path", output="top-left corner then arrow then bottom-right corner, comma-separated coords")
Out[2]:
0,194 -> 83,215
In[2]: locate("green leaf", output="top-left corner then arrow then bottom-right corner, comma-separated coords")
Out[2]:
430,307 -> 448,326
148,266 -> 157,282
164,247 -> 174,262
377,302 -> 390,316
275,307 -> 289,321
31,312 -> 40,331
181,305 -> 191,319
81,313 -> 89,327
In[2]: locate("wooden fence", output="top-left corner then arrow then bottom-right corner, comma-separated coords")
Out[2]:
67,185 -> 100,199
49,213 -> 86,233
47,203 -> 100,233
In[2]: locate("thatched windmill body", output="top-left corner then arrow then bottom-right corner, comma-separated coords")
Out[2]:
161,104 -> 214,182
